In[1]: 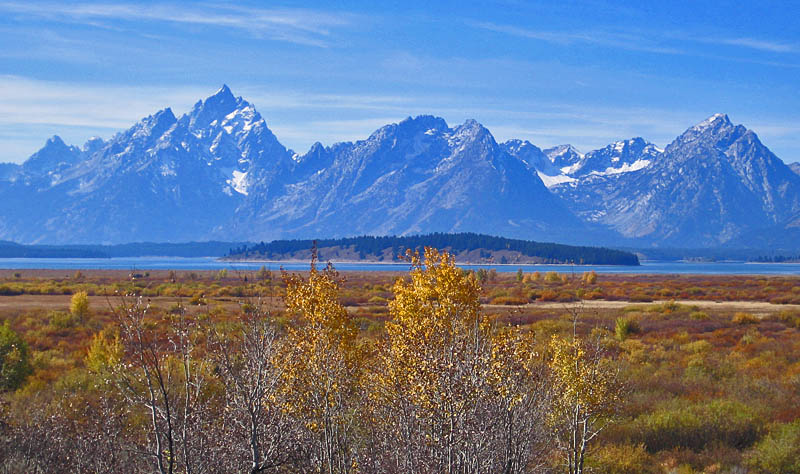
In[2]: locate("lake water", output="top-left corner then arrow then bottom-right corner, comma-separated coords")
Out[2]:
0,257 -> 799,275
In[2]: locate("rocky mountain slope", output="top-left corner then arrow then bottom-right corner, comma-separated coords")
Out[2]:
0,86 -> 291,243
0,88 -> 583,244
552,114 -> 800,247
506,138 -> 662,188
2,87 -> 798,249
228,115 -> 585,243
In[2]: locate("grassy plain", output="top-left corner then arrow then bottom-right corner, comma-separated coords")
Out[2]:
1,267 -> 800,472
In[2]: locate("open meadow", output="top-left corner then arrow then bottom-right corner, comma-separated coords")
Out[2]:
1,258 -> 799,473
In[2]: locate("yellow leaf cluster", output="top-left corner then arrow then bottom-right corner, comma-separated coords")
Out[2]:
381,248 -> 485,410
375,247 -> 542,424
548,334 -> 620,424
85,330 -> 123,374
280,258 -> 361,428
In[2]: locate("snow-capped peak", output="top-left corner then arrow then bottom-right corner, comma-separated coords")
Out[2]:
693,113 -> 731,131
547,144 -> 584,160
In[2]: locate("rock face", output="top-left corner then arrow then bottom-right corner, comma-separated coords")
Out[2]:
506,138 -> 661,188
544,144 -> 583,170
552,114 -> 800,247
229,116 -> 585,243
0,91 -> 582,244
0,86 -> 292,243
1,87 -> 798,249
568,138 -> 661,177
790,162 -> 800,177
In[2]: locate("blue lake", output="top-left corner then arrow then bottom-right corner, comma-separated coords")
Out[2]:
0,257 -> 798,275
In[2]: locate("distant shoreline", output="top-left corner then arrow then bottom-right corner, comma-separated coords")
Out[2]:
219,257 -> 636,266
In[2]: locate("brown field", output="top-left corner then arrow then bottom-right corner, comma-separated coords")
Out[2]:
1,266 -> 800,472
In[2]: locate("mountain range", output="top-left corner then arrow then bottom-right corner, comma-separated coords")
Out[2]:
2,86 -> 799,250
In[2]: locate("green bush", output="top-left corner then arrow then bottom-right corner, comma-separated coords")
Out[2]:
544,271 -> 561,283
586,443 -> 657,473
732,312 -> 759,324
0,284 -> 23,296
615,317 -> 641,341
632,399 -> 763,452
70,291 -> 91,321
689,311 -> 709,320
629,293 -> 654,303
48,310 -> 80,329
0,322 -> 33,391
190,293 -> 207,306
490,295 -> 528,305
746,421 -> 800,473
777,310 -> 800,329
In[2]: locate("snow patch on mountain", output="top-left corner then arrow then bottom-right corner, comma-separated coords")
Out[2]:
228,170 -> 249,195
590,158 -> 651,175
538,172 -> 576,187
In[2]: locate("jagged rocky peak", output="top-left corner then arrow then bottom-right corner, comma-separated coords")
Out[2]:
368,115 -> 449,143
695,112 -> 731,129
400,115 -> 449,133
569,137 -> 661,177
672,113 -> 748,150
187,84 -> 250,130
502,139 -> 536,154
307,141 -> 326,155
604,137 -> 662,157
451,119 -> 497,148
544,144 -> 583,169
22,135 -> 83,174
36,135 -> 79,155
44,135 -> 67,148
455,118 -> 485,134
502,139 -> 560,174
611,137 -> 660,152
82,136 -> 105,155
294,141 -> 329,166
137,108 -> 177,137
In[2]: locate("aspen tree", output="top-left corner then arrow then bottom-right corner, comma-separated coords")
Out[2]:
280,253 -> 362,473
371,248 -> 549,473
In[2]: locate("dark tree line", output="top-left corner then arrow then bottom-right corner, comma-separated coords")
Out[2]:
751,255 -> 800,263
227,233 -> 640,266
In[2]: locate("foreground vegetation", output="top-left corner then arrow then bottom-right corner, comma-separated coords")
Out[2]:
0,254 -> 799,472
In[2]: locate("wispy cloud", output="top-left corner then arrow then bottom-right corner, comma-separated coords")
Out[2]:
0,75 -> 212,162
695,36 -> 798,53
0,1 -> 358,47
470,20 -> 800,60
1,75 -> 797,164
468,21 -> 685,55
0,75 -> 208,129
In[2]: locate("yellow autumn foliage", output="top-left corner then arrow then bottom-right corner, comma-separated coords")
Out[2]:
370,248 -> 549,472
279,255 -> 362,472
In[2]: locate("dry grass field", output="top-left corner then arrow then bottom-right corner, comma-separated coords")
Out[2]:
1,265 -> 799,472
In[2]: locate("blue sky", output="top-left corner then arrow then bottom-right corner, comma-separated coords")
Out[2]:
1,0 -> 798,163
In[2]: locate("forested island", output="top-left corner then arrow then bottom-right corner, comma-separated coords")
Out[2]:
225,232 -> 640,265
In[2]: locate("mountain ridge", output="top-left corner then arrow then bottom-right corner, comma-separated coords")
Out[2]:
552,113 -> 800,247
2,87 -> 798,250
